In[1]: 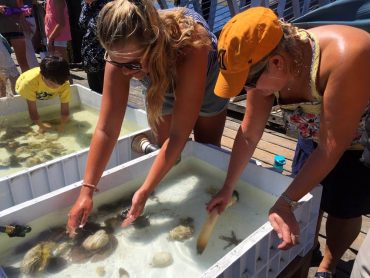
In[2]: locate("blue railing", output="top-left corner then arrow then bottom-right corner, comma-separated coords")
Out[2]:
155,0 -> 335,33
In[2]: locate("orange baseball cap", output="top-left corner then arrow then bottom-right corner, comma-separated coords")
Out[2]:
215,7 -> 283,98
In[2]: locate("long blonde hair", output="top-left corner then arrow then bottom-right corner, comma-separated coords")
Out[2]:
97,0 -> 211,130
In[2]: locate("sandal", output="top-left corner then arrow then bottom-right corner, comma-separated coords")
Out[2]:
314,272 -> 333,278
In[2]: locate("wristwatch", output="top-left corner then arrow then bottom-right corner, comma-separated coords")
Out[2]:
280,193 -> 299,210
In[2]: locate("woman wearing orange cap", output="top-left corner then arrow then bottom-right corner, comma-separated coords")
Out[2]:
207,7 -> 370,277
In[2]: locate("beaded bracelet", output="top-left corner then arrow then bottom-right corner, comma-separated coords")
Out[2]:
82,182 -> 100,192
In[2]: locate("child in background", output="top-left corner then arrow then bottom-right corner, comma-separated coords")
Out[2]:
16,56 -> 70,132
44,0 -> 71,61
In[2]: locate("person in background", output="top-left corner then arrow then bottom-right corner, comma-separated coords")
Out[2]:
0,0 -> 30,72
23,0 -> 39,68
66,0 -> 229,236
79,0 -> 111,94
0,34 -> 20,97
16,55 -> 70,132
207,7 -> 370,278
44,0 -> 71,61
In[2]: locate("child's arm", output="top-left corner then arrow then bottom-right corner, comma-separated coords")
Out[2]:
59,102 -> 69,132
26,100 -> 52,132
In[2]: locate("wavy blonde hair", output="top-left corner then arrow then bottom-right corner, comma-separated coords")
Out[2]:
249,20 -> 310,78
97,0 -> 211,131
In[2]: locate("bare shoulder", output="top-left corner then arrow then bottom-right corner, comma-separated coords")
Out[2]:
309,25 -> 370,93
310,25 -> 370,69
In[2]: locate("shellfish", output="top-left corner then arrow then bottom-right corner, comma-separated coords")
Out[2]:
20,241 -> 56,274
168,217 -> 195,241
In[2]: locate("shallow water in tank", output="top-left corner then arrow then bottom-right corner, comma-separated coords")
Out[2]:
0,105 -> 143,178
0,158 -> 277,277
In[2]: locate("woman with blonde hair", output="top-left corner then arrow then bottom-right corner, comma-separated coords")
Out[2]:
207,7 -> 370,278
67,0 -> 228,234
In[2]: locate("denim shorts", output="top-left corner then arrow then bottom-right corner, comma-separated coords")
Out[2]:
142,50 -> 229,117
47,39 -> 68,47
293,137 -> 370,218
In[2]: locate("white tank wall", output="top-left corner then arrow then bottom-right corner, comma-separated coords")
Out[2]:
0,84 -> 150,210
0,141 -> 322,277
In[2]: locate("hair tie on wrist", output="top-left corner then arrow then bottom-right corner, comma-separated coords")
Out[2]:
82,182 -> 99,192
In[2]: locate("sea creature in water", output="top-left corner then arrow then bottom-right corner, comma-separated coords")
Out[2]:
52,241 -> 73,257
90,235 -> 118,262
0,154 -> 22,168
0,125 -> 32,140
69,232 -> 118,263
206,186 -> 219,196
119,268 -> 130,278
219,230 -> 242,249
46,256 -> 68,273
149,191 -> 161,204
20,241 -> 57,274
104,215 -> 122,233
69,245 -> 92,264
25,156 -> 43,167
97,197 -> 131,216
168,217 -> 195,241
120,207 -> 150,229
82,229 -> 110,251
132,215 -> 150,229
150,251 -> 173,268
73,221 -> 103,245
96,266 -> 106,277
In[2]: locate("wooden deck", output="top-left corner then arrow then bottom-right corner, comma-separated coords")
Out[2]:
56,67 -> 370,277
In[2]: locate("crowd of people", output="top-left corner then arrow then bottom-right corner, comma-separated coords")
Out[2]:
1,0 -> 369,277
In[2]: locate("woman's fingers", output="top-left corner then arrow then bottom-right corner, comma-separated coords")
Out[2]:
80,209 -> 90,228
66,211 -> 80,237
121,213 -> 136,228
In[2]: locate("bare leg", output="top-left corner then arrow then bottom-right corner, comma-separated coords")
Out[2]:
10,38 -> 30,72
193,109 -> 227,147
0,75 -> 6,97
53,46 -> 69,61
154,109 -> 226,147
317,215 -> 362,273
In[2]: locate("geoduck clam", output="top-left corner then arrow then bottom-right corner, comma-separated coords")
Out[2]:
20,241 -> 56,275
70,229 -> 118,263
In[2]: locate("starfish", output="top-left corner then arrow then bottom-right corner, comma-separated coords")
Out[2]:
219,230 -> 242,249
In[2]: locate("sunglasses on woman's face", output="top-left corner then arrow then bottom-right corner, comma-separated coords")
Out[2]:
104,52 -> 142,71
245,64 -> 267,88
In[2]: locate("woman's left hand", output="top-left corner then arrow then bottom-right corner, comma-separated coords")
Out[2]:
121,188 -> 149,227
268,198 -> 300,250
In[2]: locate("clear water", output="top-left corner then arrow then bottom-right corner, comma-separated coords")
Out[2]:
0,158 -> 277,277
0,105 -> 143,178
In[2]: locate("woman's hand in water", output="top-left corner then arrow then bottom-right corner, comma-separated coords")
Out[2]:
121,188 -> 149,227
66,191 -> 93,237
206,186 -> 234,214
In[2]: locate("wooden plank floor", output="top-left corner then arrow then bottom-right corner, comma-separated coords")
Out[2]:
49,63 -> 370,277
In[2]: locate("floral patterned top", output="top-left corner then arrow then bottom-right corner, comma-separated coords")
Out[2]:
79,0 -> 112,73
277,30 -> 370,149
